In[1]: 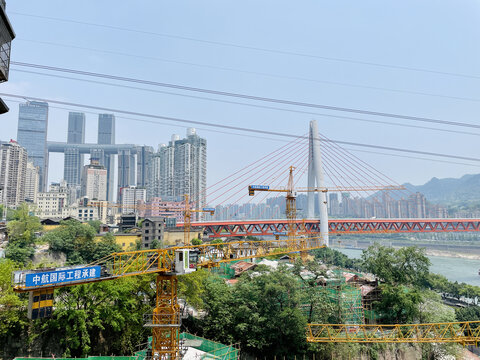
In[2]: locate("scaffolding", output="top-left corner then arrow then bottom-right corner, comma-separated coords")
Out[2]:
325,284 -> 365,325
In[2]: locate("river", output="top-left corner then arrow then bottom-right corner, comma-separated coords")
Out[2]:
336,248 -> 480,286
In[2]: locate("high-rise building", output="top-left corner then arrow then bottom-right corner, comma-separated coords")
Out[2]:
64,112 -> 86,186
147,129 -> 206,217
97,114 -> 115,202
0,140 -> 27,206
136,145 -> 154,189
81,159 -> 107,201
25,161 -> 39,203
121,186 -> 146,214
17,101 -> 49,191
117,149 -> 136,201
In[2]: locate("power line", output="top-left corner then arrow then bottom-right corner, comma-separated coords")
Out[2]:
5,96 -> 478,168
11,62 -> 480,131
13,68 -> 480,138
11,11 -> 480,81
15,38 -> 480,105
1,92 -> 479,163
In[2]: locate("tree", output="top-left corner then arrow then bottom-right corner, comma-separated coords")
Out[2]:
150,238 -> 160,249
42,219 -> 97,264
178,269 -> 209,309
312,247 -> 361,269
292,260 -> 335,323
87,220 -> 102,233
361,244 -> 430,287
191,238 -> 202,246
198,267 -> 308,356
375,284 -> 421,324
5,203 -> 42,264
7,203 -> 42,247
0,260 -> 27,343
93,233 -> 122,261
41,275 -> 156,357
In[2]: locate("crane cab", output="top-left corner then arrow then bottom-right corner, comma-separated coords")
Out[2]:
174,249 -> 198,275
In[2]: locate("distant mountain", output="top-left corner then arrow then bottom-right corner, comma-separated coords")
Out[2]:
405,174 -> 480,204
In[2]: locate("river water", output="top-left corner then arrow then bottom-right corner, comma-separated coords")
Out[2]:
336,248 -> 480,286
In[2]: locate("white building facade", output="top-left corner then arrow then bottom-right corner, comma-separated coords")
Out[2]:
0,140 -> 27,207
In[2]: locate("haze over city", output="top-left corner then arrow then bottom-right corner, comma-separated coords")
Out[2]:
4,2 -> 480,360
2,0 -> 480,187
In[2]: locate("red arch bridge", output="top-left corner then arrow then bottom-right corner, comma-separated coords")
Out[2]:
180,219 -> 480,238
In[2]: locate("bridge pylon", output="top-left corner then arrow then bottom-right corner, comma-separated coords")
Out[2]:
307,120 -> 329,246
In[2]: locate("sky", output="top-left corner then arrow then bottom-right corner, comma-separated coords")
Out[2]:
2,0 -> 480,192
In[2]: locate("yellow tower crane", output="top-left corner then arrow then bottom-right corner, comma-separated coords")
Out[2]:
12,236 -> 325,359
89,194 -> 215,246
248,166 -> 405,246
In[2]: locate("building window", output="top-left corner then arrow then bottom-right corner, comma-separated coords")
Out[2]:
145,230 -> 149,234
145,236 -> 149,241
145,222 -> 149,226
144,243 -> 149,248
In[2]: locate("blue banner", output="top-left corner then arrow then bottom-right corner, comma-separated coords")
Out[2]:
25,266 -> 101,287
250,185 -> 269,190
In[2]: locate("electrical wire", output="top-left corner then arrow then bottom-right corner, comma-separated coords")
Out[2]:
1,92 -> 479,163
11,11 -> 480,80
13,39 -> 480,105
11,62 -> 480,131
12,68 -> 480,138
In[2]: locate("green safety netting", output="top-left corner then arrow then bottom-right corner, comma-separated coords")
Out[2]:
180,333 -> 239,360
16,333 -> 238,360
15,358 -> 136,360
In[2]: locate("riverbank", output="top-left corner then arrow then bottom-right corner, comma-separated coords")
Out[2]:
335,247 -> 480,286
425,249 -> 480,260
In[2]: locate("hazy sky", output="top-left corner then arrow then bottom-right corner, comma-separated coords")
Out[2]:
2,0 -> 480,190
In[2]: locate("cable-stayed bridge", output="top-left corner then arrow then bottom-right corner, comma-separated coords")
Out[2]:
185,218 -> 480,238
182,120 -> 480,241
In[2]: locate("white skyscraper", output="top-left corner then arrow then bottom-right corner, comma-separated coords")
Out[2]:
81,159 -> 107,201
147,129 -> 206,216
25,161 -> 39,203
0,140 -> 27,207
121,186 -> 146,214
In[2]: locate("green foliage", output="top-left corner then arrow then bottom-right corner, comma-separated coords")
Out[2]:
42,219 -> 96,264
375,284 -> 421,324
150,238 -> 160,249
361,244 -> 430,287
5,203 -> 43,264
312,247 -> 361,269
41,275 -> 156,357
4,243 -> 35,264
191,238 -> 202,245
199,268 -> 308,356
178,269 -> 209,309
94,233 -> 122,261
41,220 -> 120,264
425,272 -> 480,300
418,290 -> 456,323
0,260 -> 27,341
292,260 -> 336,323
87,220 -> 102,233
456,306 -> 480,329
7,203 -> 42,246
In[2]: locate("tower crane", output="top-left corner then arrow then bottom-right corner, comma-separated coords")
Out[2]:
248,166 -> 404,247
12,235 -> 325,359
88,194 -> 214,246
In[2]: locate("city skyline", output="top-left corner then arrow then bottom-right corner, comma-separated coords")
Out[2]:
1,1 -> 480,191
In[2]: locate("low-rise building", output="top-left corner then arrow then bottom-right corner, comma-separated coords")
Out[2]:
142,217 -> 165,249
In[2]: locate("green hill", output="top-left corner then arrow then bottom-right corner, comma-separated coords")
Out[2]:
404,174 -> 480,204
